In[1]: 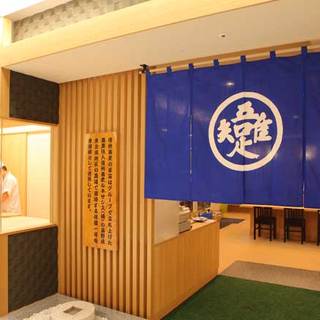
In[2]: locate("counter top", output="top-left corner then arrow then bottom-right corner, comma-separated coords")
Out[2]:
190,219 -> 217,231
0,216 -> 54,235
154,219 -> 217,246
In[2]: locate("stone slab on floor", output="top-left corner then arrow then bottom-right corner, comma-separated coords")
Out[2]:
0,294 -> 145,320
222,260 -> 320,292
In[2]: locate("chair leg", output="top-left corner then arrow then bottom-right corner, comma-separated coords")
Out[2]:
258,223 -> 261,237
284,223 -> 286,243
269,224 -> 272,241
273,221 -> 276,239
254,224 -> 256,240
287,226 -> 290,241
301,226 -> 304,244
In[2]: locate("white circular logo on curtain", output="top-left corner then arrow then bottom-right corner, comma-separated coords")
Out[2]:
208,92 -> 283,171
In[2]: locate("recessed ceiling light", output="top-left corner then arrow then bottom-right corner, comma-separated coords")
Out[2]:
226,81 -> 234,87
218,33 -> 227,39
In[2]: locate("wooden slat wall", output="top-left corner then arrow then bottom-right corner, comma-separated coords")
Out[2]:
58,70 -> 154,318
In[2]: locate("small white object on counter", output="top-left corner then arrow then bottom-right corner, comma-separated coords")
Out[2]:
192,216 -> 208,223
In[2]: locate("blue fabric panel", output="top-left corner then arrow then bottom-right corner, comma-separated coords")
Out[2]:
304,53 -> 320,208
192,64 -> 244,203
243,56 -> 304,206
145,70 -> 191,200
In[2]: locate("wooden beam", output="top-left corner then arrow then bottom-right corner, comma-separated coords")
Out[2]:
0,68 -> 10,118
0,17 -> 12,47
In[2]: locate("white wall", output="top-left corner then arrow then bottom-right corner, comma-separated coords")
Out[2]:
27,132 -> 51,219
154,200 -> 179,244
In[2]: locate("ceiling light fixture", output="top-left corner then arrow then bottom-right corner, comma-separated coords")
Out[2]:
225,81 -> 235,87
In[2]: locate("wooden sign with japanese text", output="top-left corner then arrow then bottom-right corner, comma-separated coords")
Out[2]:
84,132 -> 118,250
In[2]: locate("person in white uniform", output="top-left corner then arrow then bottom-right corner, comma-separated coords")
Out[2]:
1,164 -> 21,214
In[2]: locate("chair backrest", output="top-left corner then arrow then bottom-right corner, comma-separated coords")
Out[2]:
254,206 -> 272,218
284,208 -> 304,219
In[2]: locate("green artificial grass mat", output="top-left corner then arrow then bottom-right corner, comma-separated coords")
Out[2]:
164,275 -> 320,320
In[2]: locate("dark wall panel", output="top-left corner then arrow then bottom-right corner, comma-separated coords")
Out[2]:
8,227 -> 58,311
10,71 -> 59,124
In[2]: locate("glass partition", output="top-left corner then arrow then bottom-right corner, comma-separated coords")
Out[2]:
0,119 -> 52,233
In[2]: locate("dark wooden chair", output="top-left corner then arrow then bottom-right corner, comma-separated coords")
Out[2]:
253,207 -> 276,241
283,208 -> 305,244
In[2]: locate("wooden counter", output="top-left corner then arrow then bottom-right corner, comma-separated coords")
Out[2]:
151,220 -> 219,320
247,206 -> 319,243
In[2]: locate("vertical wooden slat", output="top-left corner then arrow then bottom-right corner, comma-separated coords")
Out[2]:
65,82 -> 72,296
143,71 -> 153,319
99,76 -> 106,306
87,78 -> 94,303
82,79 -> 89,302
112,73 -> 120,311
139,73 -> 147,317
118,73 -> 126,312
76,80 -> 83,299
146,199 -> 154,319
58,84 -> 66,294
106,75 -> 113,308
71,81 -> 77,298
93,77 -> 101,305
132,70 -> 139,315
125,71 -> 133,314
58,71 -> 153,319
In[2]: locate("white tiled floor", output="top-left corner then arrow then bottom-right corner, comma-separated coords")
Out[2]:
222,260 -> 320,291
0,294 -> 145,320
219,211 -> 320,273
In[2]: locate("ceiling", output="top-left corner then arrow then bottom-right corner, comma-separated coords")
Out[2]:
3,0 -> 71,21
7,0 -> 320,83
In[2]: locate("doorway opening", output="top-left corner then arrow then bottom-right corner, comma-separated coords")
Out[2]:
0,118 -> 53,233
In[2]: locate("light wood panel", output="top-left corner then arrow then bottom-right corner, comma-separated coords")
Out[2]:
151,221 -> 220,320
0,234 -> 8,316
58,70 -> 154,318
